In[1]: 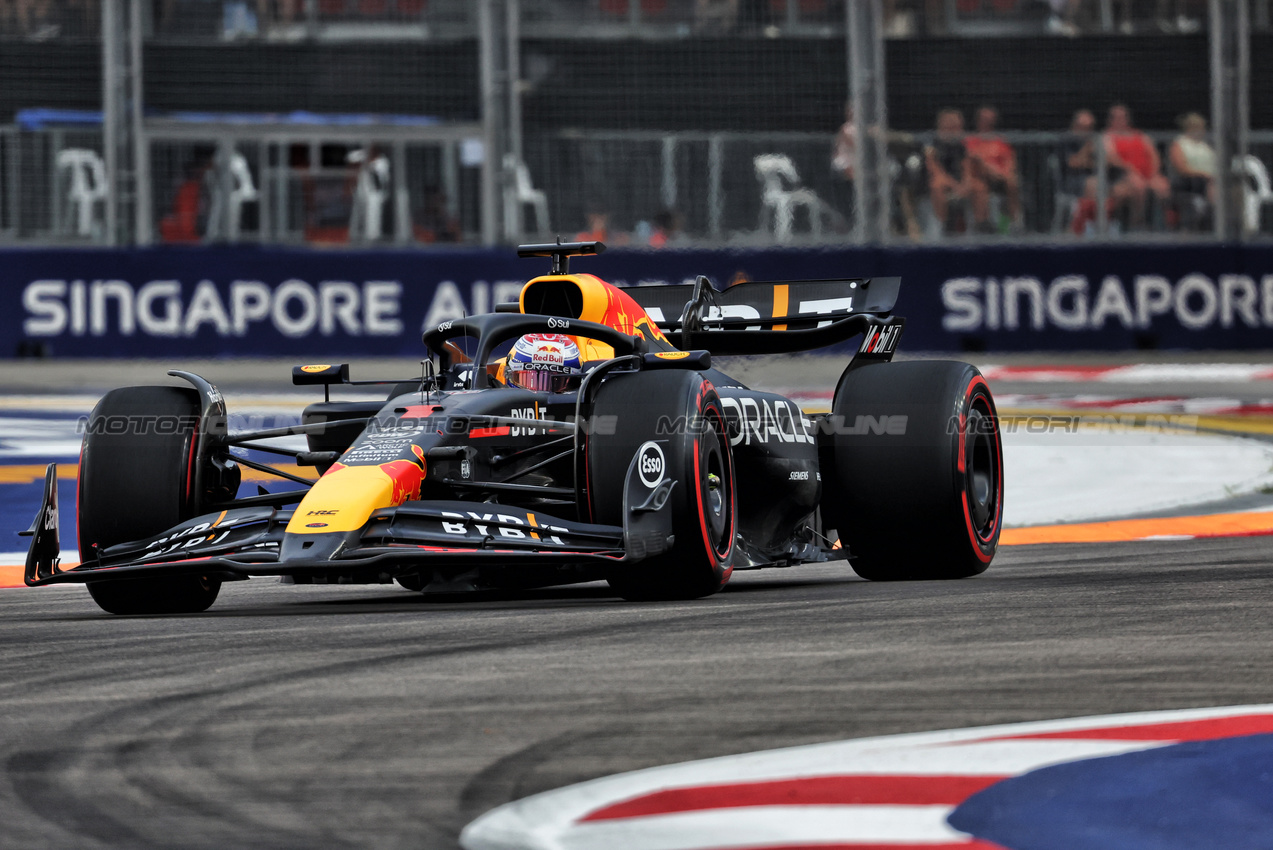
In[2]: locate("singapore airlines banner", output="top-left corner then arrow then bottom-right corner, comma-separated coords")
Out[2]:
2,243 -> 1272,357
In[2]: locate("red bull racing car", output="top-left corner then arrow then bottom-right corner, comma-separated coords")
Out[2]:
23,241 -> 1003,614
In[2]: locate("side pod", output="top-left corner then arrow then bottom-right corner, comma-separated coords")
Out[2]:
22,463 -> 62,585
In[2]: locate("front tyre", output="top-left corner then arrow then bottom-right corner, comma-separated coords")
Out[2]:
823,361 -> 1003,581
79,386 -> 222,614
588,370 -> 736,600
87,575 -> 221,616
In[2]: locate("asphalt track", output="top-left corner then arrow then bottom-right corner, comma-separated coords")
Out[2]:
2,537 -> 1272,849
1,355 -> 1272,849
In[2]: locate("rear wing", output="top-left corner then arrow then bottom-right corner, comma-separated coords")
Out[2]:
622,276 -> 902,355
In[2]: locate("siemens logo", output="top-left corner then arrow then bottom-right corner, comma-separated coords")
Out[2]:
22,279 -> 403,338
942,274 -> 1273,333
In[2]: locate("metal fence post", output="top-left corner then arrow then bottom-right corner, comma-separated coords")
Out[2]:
102,0 -> 120,245
847,0 -> 889,244
131,0 -> 151,245
1211,0 -> 1249,240
478,0 -> 500,245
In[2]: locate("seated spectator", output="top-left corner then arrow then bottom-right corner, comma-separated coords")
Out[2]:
158,151 -> 214,243
1062,108 -> 1097,197
965,104 -> 1021,231
925,108 -> 989,234
1104,103 -> 1170,230
1062,108 -> 1102,233
575,205 -> 628,246
885,130 -> 925,240
1168,111 -> 1216,230
648,208 -> 683,248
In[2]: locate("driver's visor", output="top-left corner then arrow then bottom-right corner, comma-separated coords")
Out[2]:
508,368 -> 578,393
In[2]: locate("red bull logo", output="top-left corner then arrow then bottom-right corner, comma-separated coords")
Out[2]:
381,444 -> 427,506
532,343 -> 566,366
600,287 -> 669,344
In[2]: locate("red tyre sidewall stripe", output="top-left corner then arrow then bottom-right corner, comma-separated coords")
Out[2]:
75,438 -> 86,557
960,375 -> 1001,563
693,389 -> 734,582
184,426 -> 198,511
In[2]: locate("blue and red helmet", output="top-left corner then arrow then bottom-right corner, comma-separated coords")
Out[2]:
507,333 -> 582,392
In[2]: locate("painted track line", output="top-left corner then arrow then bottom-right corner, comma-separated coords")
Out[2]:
460,706 -> 1273,850
979,363 -> 1273,383
1001,508 -> 1273,546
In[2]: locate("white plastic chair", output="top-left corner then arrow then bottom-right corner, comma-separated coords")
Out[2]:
754,153 -> 823,243
56,149 -> 108,238
1239,155 -> 1273,235
503,154 -> 549,238
349,150 -> 390,242
206,152 -> 259,241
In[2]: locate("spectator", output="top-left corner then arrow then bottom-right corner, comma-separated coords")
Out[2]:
926,108 -> 988,234
965,104 -> 1021,231
647,209 -> 683,248
1168,111 -> 1216,226
575,204 -> 627,246
1062,108 -> 1097,199
1061,108 -> 1102,234
831,101 -> 856,227
886,131 -> 925,240
159,150 -> 215,243
1104,103 -> 1170,230
1166,111 -> 1216,199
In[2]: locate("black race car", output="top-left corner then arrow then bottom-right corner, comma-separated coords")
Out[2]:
23,241 -> 1003,614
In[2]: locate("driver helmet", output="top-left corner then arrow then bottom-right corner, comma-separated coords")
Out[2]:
507,333 -> 582,392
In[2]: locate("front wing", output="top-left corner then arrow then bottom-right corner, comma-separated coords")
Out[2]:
25,452 -> 677,587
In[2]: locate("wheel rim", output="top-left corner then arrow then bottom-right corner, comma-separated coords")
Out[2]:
699,409 -> 734,560
704,438 -> 727,543
965,397 -> 1000,540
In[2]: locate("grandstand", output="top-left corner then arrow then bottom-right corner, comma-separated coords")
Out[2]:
0,0 -> 1268,247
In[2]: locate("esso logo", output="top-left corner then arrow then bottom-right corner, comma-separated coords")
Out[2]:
637,441 -> 665,489
547,317 -> 570,330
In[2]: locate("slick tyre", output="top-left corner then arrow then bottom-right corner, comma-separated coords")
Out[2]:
79,386 -> 221,615
588,370 -> 736,600
823,361 -> 1003,581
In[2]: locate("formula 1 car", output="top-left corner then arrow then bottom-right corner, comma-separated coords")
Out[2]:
23,241 -> 1003,614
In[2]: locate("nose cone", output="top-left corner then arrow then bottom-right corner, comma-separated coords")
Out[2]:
285,444 -> 428,538
279,529 -> 346,562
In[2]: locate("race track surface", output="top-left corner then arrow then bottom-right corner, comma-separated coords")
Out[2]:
2,536 -> 1271,849
3,353 -> 1272,848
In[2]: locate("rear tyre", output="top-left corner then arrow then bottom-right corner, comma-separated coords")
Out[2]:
79,386 -> 222,614
588,370 -> 736,600
823,361 -> 1003,581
